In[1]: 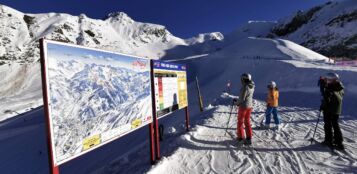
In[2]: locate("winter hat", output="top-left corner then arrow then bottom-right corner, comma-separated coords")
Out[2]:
325,72 -> 339,80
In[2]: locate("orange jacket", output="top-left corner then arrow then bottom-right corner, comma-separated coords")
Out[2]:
267,88 -> 279,107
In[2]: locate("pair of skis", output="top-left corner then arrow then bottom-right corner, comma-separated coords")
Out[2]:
310,138 -> 353,159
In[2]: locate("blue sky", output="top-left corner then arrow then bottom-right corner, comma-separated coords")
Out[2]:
1,0 -> 329,38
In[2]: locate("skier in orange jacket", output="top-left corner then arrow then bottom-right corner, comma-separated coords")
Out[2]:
265,81 -> 281,130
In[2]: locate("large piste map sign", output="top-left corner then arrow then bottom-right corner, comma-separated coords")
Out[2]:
42,40 -> 153,165
153,60 -> 188,118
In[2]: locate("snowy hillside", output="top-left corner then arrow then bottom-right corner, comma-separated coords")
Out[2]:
92,35 -> 357,173
271,0 -> 357,59
146,95 -> 357,174
0,4 -> 221,120
0,63 -> 42,120
1,2 -> 357,173
1,1 -> 356,120
99,32 -> 357,174
0,5 -> 186,64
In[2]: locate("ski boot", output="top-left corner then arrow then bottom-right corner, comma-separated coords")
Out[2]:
237,138 -> 244,147
245,138 -> 252,146
261,124 -> 270,130
333,142 -> 345,151
321,140 -> 333,148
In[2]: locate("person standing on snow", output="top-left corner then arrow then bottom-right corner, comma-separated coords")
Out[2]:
226,80 -> 231,94
319,72 -> 345,150
265,81 -> 281,130
234,73 -> 255,145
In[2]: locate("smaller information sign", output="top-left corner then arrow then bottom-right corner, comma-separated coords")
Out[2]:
153,61 -> 188,118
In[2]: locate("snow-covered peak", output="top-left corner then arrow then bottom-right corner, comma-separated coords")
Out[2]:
231,21 -> 276,37
272,0 -> 357,59
0,4 -> 24,16
219,21 -> 277,48
185,32 -> 224,45
0,4 -> 189,64
104,11 -> 133,22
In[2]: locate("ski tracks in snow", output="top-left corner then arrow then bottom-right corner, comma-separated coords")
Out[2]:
148,95 -> 357,174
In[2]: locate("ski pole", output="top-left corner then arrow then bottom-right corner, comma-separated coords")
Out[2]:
310,111 -> 322,144
224,99 -> 235,136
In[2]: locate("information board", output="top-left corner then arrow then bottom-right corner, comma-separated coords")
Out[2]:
153,60 -> 188,118
41,40 -> 153,165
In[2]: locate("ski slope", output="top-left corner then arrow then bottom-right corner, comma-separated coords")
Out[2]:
94,37 -> 357,173
147,94 -> 357,174
1,2 -> 357,173
1,36 -> 357,174
0,63 -> 43,121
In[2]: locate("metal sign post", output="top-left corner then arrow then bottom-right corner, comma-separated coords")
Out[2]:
150,60 -> 161,161
40,38 -> 60,174
149,123 -> 156,164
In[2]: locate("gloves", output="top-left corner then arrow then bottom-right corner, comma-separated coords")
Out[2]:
233,99 -> 239,106
319,100 -> 326,111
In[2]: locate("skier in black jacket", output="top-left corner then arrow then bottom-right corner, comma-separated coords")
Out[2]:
319,72 -> 345,150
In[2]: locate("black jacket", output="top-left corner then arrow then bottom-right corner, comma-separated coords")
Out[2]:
321,81 -> 344,115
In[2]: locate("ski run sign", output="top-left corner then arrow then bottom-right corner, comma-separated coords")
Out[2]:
153,60 -> 188,118
40,39 -> 188,172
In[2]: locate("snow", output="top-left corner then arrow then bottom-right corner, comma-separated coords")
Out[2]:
3,33 -> 357,173
273,0 -> 357,56
147,96 -> 357,174
144,25 -> 357,173
185,32 -> 224,45
225,21 -> 276,44
0,63 -> 42,121
1,2 -> 357,174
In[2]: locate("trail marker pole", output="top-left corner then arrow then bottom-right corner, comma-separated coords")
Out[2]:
185,106 -> 190,131
196,76 -> 203,112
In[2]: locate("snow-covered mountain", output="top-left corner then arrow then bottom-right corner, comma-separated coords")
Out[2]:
0,4 -> 221,120
0,5 -> 186,64
1,0 -> 356,65
1,2 -> 357,174
271,0 -> 357,59
0,0 -> 356,120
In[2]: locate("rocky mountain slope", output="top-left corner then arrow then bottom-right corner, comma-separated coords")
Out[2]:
271,0 -> 357,59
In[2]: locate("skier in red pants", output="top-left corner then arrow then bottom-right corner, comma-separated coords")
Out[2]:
234,73 -> 255,145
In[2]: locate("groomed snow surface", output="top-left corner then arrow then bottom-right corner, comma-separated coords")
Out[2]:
91,36 -> 357,173
147,94 -> 357,174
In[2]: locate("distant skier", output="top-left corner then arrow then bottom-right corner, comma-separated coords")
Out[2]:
234,73 -> 255,145
264,81 -> 280,130
226,80 -> 231,94
319,72 -> 345,150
